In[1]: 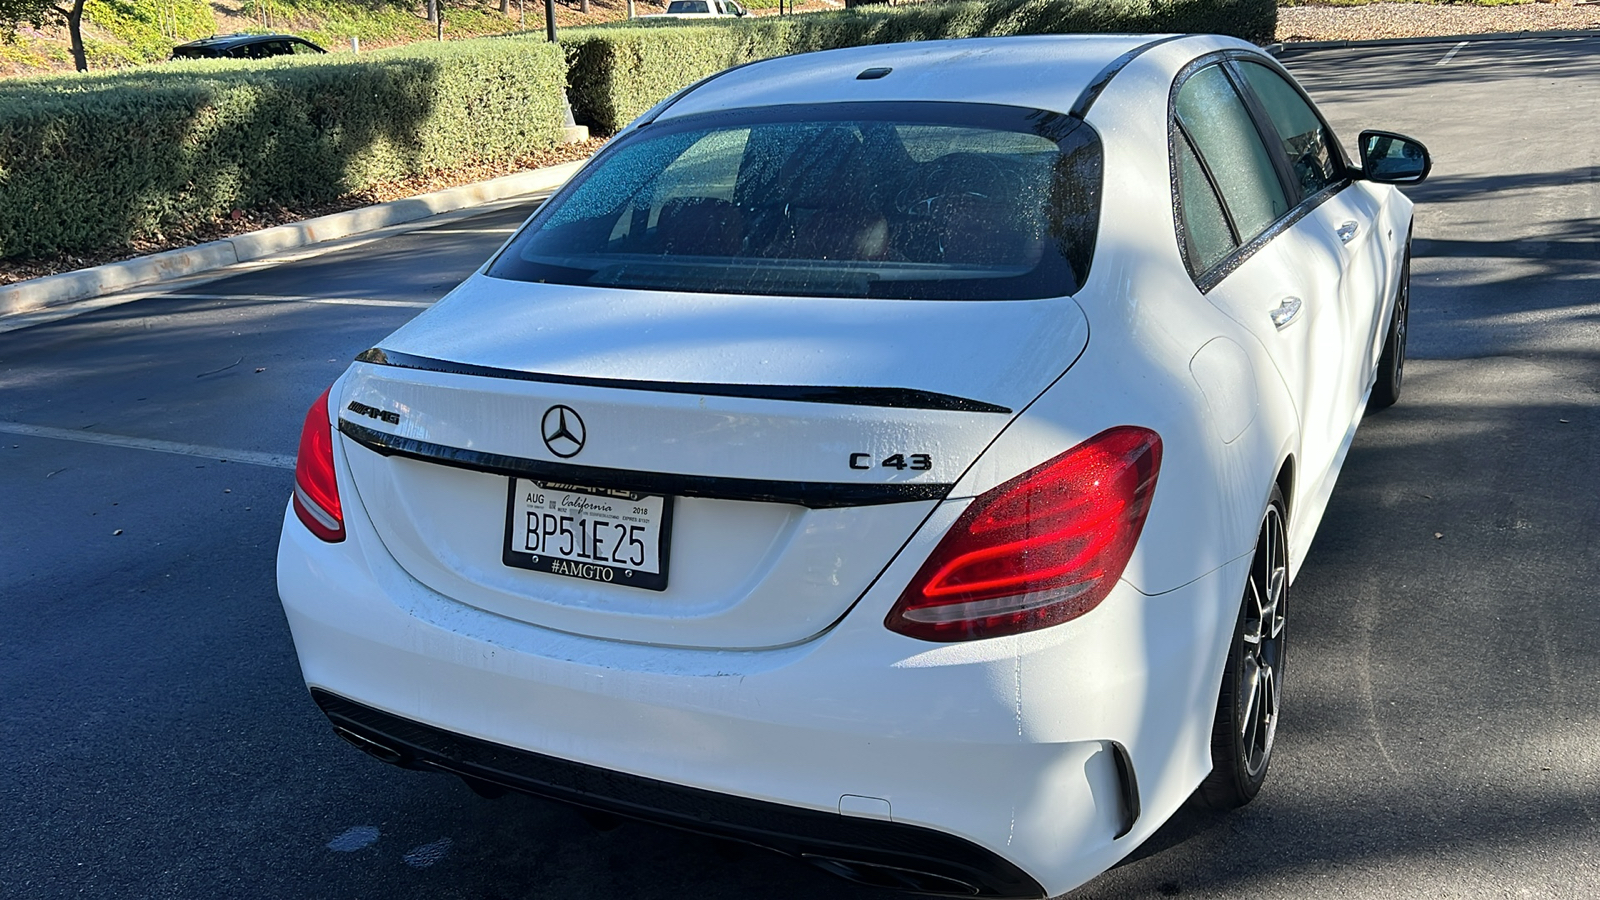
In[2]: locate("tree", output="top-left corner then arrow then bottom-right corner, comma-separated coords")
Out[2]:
1,0 -> 90,72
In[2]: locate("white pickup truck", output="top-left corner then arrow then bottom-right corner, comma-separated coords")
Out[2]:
644,0 -> 749,18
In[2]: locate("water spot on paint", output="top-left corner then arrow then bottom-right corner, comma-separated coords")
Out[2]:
327,825 -> 380,852
403,837 -> 452,868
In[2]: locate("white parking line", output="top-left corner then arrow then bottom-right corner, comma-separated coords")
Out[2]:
1436,41 -> 1470,66
415,227 -> 519,235
0,292 -> 157,334
0,290 -> 431,335
0,421 -> 295,469
170,293 -> 435,309
0,191 -> 551,334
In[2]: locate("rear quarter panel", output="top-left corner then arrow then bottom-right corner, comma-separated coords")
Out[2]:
956,38 -> 1300,598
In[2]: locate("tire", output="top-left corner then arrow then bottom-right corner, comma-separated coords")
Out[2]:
1368,239 -> 1410,412
1197,485 -> 1288,810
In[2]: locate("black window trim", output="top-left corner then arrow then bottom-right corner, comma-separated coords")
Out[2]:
1230,53 -> 1360,177
1172,119 -> 1241,263
1222,60 -> 1305,209
1224,55 -> 1357,196
1168,50 -> 1354,294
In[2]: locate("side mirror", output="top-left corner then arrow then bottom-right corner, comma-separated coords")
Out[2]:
1359,130 -> 1431,185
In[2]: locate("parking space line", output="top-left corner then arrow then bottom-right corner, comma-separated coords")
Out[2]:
0,291 -> 431,335
169,293 -> 435,309
0,291 -> 432,336
0,292 -> 157,335
0,421 -> 295,469
1436,41 -> 1470,65
415,227 -> 519,235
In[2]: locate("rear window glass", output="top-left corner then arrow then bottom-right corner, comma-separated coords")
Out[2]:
488,102 -> 1102,301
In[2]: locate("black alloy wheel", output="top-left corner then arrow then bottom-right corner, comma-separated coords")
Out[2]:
1198,485 -> 1288,809
1369,239 -> 1411,411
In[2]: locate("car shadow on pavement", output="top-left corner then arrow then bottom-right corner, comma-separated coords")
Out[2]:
1282,35 -> 1600,98
1072,358 -> 1600,899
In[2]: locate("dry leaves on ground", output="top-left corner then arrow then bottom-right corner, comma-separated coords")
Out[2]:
1278,0 -> 1600,42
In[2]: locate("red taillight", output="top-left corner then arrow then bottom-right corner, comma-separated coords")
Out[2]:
292,387 -> 345,543
886,426 -> 1162,642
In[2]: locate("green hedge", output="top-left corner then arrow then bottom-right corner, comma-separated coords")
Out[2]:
0,38 -> 566,259
565,0 -> 1277,134
82,0 -> 217,68
0,0 -> 1276,262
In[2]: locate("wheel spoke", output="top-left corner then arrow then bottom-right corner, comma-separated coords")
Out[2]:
1268,507 -> 1282,576
1261,665 -> 1278,730
1239,656 -> 1260,743
1253,667 -> 1276,760
1266,568 -> 1286,639
1396,281 -> 1408,370
1242,580 -> 1264,645
1262,508 -> 1286,640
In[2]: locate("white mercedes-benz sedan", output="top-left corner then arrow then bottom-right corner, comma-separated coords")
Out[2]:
278,34 -> 1429,897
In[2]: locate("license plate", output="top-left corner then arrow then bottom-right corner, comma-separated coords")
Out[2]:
502,478 -> 672,591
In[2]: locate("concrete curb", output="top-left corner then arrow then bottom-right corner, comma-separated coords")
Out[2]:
1267,27 -> 1600,55
0,159 -> 585,319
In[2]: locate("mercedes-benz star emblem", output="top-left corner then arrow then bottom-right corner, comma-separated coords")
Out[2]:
541,405 -> 586,458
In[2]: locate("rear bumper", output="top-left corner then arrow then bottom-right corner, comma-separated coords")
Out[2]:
278,492 -> 1245,897
314,688 -> 1042,897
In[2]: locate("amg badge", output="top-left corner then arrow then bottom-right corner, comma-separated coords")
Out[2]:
346,400 -> 400,425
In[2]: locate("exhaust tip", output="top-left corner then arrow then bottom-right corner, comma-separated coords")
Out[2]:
805,856 -> 981,896
459,774 -> 509,800
332,725 -> 405,766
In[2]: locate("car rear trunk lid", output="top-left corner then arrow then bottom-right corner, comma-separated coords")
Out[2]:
336,277 -> 1088,649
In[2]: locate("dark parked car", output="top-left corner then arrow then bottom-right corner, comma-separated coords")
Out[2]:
171,34 -> 326,60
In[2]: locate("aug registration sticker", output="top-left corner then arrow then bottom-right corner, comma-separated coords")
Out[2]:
502,478 -> 672,591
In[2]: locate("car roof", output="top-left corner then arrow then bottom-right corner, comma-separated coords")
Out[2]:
655,35 -> 1189,123
175,33 -> 307,50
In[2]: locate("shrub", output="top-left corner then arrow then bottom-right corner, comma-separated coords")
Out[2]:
0,37 -> 567,259
564,0 -> 1277,134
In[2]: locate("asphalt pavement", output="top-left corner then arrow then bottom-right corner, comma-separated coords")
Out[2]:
3,35 -> 1598,899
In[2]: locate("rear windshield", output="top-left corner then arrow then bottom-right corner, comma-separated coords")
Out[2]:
489,102 -> 1102,301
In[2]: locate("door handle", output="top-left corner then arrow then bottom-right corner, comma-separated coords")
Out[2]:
1270,297 -> 1303,329
1337,221 -> 1360,244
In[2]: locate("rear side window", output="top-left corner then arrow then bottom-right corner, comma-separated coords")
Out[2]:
1174,65 -> 1289,245
489,102 -> 1103,301
1235,60 -> 1342,199
1174,133 -> 1237,273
